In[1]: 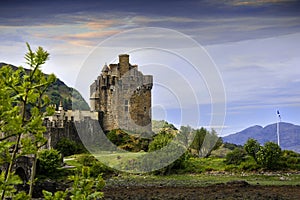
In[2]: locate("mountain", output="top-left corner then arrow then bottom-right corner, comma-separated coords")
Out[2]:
0,62 -> 89,110
223,122 -> 300,153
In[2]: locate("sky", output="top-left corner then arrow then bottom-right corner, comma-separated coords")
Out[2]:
0,0 -> 300,136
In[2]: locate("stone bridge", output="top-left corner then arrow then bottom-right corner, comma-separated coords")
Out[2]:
0,156 -> 34,183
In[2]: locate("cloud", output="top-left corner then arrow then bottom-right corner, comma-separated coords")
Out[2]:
206,32 -> 300,111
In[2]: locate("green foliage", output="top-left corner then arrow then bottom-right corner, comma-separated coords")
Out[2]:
224,138 -> 300,171
43,190 -> 67,200
43,167 -> 105,200
244,138 -> 260,162
256,142 -> 282,170
38,149 -> 62,175
238,158 -> 261,171
182,157 -> 228,173
209,145 -> 232,158
75,154 -> 115,177
190,128 -> 221,157
223,142 -> 243,150
68,167 -> 105,200
177,125 -> 193,150
106,129 -> 150,152
148,131 -> 174,152
140,142 -> 187,175
281,150 -> 300,170
190,128 -> 206,154
0,43 -> 56,199
55,137 -> 86,157
0,171 -> 25,199
89,161 -> 115,178
77,154 -> 97,167
225,148 -> 247,165
152,120 -> 178,135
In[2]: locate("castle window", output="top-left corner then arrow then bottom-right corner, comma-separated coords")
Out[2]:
125,100 -> 129,112
112,76 -> 116,85
144,106 -> 147,112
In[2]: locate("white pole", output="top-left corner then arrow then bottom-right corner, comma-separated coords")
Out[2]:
277,119 -> 280,147
276,110 -> 281,147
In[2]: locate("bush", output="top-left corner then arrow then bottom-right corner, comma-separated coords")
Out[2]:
225,148 -> 247,165
38,149 -> 62,175
238,158 -> 260,171
106,129 -> 150,152
77,154 -> 97,166
256,142 -> 282,170
55,137 -> 86,156
281,150 -> 300,170
148,131 -> 173,152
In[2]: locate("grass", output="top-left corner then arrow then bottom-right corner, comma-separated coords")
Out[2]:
64,152 -> 300,187
94,151 -> 146,167
64,152 -> 147,170
105,173 -> 300,187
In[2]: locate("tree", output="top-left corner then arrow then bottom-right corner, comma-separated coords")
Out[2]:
256,142 -> 282,169
244,138 -> 260,162
190,127 -> 207,157
190,128 -> 221,157
0,43 -> 56,199
177,125 -> 193,150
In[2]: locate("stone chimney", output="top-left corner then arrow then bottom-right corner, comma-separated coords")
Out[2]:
118,54 -> 130,77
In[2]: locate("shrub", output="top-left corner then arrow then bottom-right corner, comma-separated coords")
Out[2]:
38,149 -> 62,175
281,150 -> 300,170
106,129 -> 150,152
256,142 -> 282,170
225,148 -> 247,165
55,137 -> 86,156
148,131 -> 173,152
77,154 -> 97,166
238,158 -> 260,171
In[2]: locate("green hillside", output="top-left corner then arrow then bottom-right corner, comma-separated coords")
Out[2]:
0,62 -> 89,110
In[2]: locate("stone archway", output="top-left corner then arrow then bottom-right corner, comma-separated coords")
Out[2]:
15,167 -> 27,184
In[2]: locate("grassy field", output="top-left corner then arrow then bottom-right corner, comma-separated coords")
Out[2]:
64,152 -> 300,187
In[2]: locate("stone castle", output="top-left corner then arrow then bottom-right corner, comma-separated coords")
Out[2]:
90,54 -> 153,133
44,54 -> 153,148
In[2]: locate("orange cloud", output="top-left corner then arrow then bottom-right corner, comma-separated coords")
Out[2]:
230,0 -> 296,6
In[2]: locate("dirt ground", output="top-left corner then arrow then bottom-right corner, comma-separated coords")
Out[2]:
103,181 -> 300,200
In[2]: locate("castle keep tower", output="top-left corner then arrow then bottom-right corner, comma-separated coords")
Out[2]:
90,54 -> 153,133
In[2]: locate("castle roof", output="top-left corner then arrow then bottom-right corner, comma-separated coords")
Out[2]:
102,63 -> 110,72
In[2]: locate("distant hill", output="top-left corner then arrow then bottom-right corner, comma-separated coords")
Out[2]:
223,122 -> 300,153
0,62 -> 89,110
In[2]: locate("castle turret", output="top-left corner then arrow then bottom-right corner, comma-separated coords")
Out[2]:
58,100 -> 63,112
102,63 -> 109,74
